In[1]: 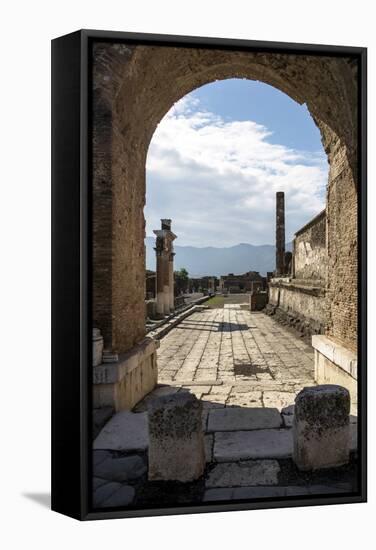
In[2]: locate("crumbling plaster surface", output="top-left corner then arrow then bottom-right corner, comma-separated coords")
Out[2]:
92,42 -> 358,354
294,211 -> 327,282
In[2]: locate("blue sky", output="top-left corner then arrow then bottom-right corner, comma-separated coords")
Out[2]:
145,78 -> 328,247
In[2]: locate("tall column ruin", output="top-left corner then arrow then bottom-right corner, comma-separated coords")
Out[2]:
154,235 -> 166,318
275,191 -> 285,276
154,219 -> 177,317
168,252 -> 175,312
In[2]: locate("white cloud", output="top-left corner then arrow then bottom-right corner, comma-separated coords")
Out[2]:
145,95 -> 328,247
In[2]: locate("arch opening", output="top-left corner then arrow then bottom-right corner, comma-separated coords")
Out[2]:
91,42 -> 358,417
91,42 -> 359,507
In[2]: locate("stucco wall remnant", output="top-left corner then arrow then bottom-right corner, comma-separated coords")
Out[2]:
293,210 -> 327,282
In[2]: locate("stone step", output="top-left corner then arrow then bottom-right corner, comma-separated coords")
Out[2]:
206,460 -> 280,488
203,482 -> 354,502
93,411 -> 148,452
207,407 -> 283,432
213,429 -> 293,462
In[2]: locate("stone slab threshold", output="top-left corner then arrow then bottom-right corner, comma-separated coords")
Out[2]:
203,483 -> 353,502
93,408 -> 358,459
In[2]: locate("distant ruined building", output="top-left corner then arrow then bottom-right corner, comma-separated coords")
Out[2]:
219,271 -> 266,294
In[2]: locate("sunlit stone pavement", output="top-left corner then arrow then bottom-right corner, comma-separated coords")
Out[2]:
93,306 -> 358,508
151,306 -> 316,410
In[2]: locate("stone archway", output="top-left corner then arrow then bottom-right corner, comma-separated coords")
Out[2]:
92,41 -> 358,410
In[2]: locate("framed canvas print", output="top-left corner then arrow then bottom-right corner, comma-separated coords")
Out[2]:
51,29 -> 367,520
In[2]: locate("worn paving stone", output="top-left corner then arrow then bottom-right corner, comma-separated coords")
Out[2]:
263,392 -> 296,411
207,407 -> 283,432
93,481 -> 122,507
156,310 -> 315,403
226,392 -> 263,408
203,486 -> 286,501
93,407 -> 114,440
203,485 -> 335,501
206,460 -> 280,488
93,450 -> 112,467
214,429 -> 293,461
93,477 -> 108,490
94,454 -> 147,482
99,485 -> 135,508
93,411 -> 148,452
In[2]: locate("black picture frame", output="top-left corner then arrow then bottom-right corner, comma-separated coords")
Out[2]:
51,29 -> 367,521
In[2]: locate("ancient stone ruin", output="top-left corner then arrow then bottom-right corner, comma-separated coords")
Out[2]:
267,192 -> 357,408
154,219 -> 177,318
90,43 -> 358,507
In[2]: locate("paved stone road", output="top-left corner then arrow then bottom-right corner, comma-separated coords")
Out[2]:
155,306 -> 315,410
93,306 -> 358,508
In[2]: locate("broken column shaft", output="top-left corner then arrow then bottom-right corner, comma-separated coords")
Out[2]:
155,236 -> 166,317
153,219 -> 177,317
168,252 -> 175,311
276,191 -> 285,276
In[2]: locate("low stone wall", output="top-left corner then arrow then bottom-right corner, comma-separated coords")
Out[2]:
93,337 -> 159,412
266,280 -> 326,337
312,335 -> 357,405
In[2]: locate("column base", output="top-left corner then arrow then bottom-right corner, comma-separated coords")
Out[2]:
93,337 -> 159,411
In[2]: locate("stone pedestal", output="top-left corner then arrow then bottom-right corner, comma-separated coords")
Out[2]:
293,385 -> 350,471
148,392 -> 206,482
93,328 -> 104,366
312,335 -> 357,405
93,337 -> 159,411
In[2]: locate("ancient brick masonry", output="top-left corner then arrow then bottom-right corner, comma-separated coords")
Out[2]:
91,42 -> 358,394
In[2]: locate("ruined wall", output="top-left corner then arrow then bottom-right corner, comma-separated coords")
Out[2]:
92,44 -> 146,353
268,282 -> 326,335
294,210 -> 327,282
326,146 -> 358,350
91,41 -> 358,355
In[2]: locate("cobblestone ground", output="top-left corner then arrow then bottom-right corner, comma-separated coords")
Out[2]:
92,306 -> 358,509
156,306 -> 315,408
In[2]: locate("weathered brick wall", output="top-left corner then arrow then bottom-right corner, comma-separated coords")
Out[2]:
294,210 -> 327,282
326,146 -> 358,351
92,43 -> 147,353
91,42 -> 358,355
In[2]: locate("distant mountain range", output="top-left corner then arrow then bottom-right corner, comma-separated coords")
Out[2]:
145,237 -> 292,277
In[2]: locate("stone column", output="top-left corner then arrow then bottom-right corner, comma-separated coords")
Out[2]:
162,249 -> 170,315
154,219 -> 177,317
168,252 -> 175,312
154,236 -> 165,318
276,191 -> 285,276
